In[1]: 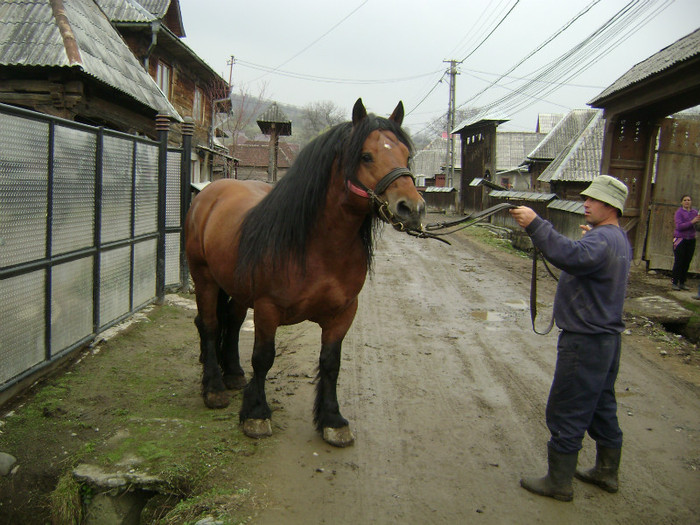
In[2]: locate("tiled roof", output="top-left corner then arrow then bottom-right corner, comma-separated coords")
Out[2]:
539,112 -> 604,183
0,0 -> 180,120
234,140 -> 297,168
496,132 -> 546,170
590,27 -> 700,106
527,109 -> 599,160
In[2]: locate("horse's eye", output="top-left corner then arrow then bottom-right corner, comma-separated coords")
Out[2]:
361,153 -> 373,163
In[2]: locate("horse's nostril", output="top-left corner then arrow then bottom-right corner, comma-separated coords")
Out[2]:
396,199 -> 412,218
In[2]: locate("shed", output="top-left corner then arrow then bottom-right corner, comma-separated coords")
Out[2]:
422,186 -> 458,214
487,191 -> 557,230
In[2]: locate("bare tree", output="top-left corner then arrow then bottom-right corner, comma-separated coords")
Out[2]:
298,100 -> 345,144
217,84 -> 269,157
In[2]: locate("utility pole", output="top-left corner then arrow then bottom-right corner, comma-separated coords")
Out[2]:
227,56 -> 235,91
443,59 -> 459,187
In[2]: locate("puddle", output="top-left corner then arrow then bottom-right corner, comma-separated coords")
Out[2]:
470,310 -> 506,322
504,300 -> 528,311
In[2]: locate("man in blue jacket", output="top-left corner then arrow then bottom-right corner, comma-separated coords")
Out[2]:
509,175 -> 632,502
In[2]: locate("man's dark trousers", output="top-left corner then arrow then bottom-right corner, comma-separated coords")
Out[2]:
546,331 -> 623,454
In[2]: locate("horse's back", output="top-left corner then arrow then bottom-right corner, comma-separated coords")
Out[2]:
185,179 -> 271,287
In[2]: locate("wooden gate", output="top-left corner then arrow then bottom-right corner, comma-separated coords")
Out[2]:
645,118 -> 700,271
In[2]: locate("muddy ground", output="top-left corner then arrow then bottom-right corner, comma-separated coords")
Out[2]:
1,219 -> 699,524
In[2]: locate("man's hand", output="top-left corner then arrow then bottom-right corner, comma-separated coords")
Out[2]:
509,206 -> 537,228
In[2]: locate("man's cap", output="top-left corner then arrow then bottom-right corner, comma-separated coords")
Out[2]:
580,175 -> 628,214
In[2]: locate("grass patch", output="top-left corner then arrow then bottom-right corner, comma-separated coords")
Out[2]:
0,299 -> 262,524
458,223 -> 530,259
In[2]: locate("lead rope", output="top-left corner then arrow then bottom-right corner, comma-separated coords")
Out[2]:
530,247 -> 558,335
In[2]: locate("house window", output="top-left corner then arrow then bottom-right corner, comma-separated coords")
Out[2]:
193,87 -> 204,122
156,61 -> 172,100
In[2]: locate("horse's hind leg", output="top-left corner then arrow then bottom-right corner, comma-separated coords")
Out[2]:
194,283 -> 230,409
217,290 -> 247,390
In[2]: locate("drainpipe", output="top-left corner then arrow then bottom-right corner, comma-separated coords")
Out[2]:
143,21 -> 161,69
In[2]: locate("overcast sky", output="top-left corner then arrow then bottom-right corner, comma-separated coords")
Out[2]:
179,0 -> 700,136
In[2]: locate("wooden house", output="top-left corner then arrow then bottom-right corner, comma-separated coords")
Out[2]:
97,0 -> 232,182
0,0 -> 180,133
231,140 -> 298,182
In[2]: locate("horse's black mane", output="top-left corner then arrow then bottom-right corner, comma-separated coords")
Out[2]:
235,111 -> 413,283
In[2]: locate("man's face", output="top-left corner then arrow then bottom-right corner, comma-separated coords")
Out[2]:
583,197 -> 615,226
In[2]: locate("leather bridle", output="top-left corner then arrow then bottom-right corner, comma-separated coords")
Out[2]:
347,167 -> 422,232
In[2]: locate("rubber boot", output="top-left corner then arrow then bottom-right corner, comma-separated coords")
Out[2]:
520,444 -> 578,502
574,444 -> 621,493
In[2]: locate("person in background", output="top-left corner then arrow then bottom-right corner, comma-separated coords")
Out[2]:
509,175 -> 632,502
671,195 -> 699,290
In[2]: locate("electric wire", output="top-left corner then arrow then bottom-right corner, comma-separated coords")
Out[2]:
456,0 -> 671,123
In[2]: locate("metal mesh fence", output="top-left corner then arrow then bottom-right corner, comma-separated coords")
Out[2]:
0,104 -> 186,394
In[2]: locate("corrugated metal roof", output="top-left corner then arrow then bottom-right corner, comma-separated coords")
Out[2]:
0,0 -> 181,121
413,136 -> 461,177
489,190 -> 556,202
548,199 -> 584,214
590,28 -> 700,106
96,0 -> 156,23
539,112 -> 604,183
536,113 -> 564,133
496,131 -> 547,170
526,109 -> 599,160
424,186 -> 455,193
452,116 -> 508,134
469,177 -> 507,190
137,0 -> 171,18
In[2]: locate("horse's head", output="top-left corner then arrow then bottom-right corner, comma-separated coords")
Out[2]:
346,98 -> 426,232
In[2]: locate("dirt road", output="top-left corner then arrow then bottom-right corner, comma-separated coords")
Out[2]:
243,225 -> 699,525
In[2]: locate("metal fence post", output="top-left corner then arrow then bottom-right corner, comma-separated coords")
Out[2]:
155,114 -> 170,303
180,117 -> 194,291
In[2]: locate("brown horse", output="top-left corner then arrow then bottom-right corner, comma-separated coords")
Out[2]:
184,99 -> 425,446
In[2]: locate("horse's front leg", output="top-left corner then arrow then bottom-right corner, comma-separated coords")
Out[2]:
315,300 -> 358,447
239,303 -> 278,439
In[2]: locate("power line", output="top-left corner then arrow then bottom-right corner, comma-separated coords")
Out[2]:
247,0 -> 370,83
455,0 -> 669,121
238,60 -> 444,85
460,0 -> 521,63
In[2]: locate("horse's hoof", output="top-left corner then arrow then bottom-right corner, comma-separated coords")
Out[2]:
203,391 -> 230,409
323,426 -> 355,447
242,418 -> 272,439
223,374 -> 247,390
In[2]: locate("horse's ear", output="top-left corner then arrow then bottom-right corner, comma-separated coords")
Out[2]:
389,101 -> 404,126
352,98 -> 367,126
